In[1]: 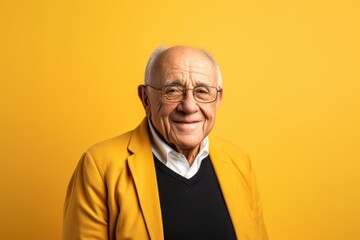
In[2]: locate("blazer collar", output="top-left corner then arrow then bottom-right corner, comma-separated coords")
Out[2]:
209,136 -> 249,239
127,118 -> 164,240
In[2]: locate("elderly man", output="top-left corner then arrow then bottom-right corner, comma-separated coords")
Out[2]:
62,45 -> 268,240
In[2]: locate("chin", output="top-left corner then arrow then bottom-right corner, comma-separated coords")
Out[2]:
173,137 -> 203,150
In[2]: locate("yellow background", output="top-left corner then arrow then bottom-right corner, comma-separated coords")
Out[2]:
1,0 -> 359,239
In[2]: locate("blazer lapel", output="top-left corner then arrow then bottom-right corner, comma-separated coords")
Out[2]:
209,136 -> 250,239
127,119 -> 164,240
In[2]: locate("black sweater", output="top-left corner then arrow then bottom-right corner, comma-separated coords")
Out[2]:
154,155 -> 237,240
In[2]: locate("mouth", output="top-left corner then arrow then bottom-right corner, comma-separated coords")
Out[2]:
172,119 -> 202,124
171,119 -> 203,129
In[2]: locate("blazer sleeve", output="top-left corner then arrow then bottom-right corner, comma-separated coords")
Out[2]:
249,159 -> 268,239
62,152 -> 108,240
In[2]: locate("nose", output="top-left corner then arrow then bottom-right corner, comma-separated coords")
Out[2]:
177,89 -> 199,114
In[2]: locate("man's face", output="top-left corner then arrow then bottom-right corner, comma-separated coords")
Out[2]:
140,46 -> 222,153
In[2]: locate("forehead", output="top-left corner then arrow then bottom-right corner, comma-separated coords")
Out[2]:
153,48 -> 217,86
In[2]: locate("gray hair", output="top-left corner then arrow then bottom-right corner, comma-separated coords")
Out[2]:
144,46 -> 222,88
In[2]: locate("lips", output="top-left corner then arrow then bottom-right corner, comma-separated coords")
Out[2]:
172,119 -> 202,124
171,119 -> 203,130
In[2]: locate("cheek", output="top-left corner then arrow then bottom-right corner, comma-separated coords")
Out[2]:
159,102 -> 179,118
152,103 -> 178,130
201,105 -> 217,121
158,104 -> 174,119
149,98 -> 166,117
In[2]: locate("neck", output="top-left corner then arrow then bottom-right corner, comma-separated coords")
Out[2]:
176,145 -> 201,166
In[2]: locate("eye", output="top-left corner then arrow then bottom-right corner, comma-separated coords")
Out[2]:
194,86 -> 210,95
162,85 -> 183,95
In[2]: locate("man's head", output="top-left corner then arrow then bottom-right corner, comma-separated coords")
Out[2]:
138,45 -> 223,158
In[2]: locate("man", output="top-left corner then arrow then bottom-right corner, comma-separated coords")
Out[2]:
62,45 -> 268,239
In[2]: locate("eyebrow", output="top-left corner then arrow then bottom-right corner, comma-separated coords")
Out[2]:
163,79 -> 183,86
163,79 -> 213,87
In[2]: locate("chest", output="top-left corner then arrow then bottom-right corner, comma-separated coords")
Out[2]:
154,156 -> 237,240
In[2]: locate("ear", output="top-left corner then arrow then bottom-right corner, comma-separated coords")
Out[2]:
138,85 -> 151,117
215,89 -> 223,109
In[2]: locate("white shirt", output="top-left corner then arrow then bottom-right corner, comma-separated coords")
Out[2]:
148,120 -> 209,179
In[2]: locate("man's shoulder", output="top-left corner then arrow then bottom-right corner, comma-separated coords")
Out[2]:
79,119 -> 150,174
86,130 -> 133,157
210,136 -> 249,158
210,135 -> 251,171
80,130 -> 136,176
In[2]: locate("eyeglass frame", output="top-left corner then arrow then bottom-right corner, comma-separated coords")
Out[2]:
143,84 -> 223,103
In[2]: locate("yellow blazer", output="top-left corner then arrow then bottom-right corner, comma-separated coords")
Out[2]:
62,118 -> 268,240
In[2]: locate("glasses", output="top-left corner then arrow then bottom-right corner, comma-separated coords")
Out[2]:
145,84 -> 222,103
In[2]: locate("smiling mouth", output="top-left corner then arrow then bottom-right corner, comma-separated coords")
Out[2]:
171,120 -> 203,129
172,120 -> 202,124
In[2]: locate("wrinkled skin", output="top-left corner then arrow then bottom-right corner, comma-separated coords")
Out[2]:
138,46 -> 222,164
